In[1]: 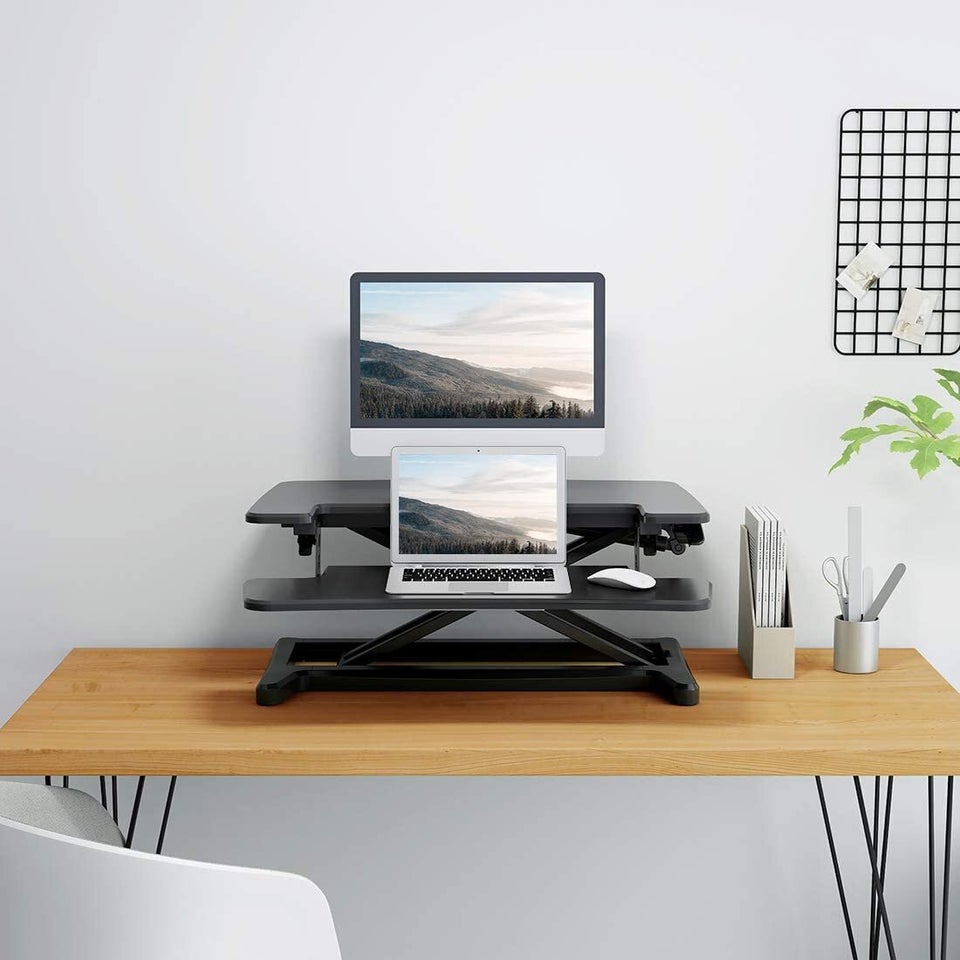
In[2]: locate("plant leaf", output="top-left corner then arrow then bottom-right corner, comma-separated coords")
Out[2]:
829,423 -> 909,473
834,372 -> 960,477
938,434 -> 960,459
864,394 -> 953,435
930,410 -> 956,434
911,444 -> 942,478
911,395 -> 948,433
887,433 -> 960,478
829,445 -> 858,473
863,396 -> 914,421
840,426 -> 879,443
934,368 -> 960,403
888,437 -> 941,477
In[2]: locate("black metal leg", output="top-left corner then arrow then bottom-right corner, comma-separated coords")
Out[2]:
942,777 -> 954,960
43,775 -> 51,786
123,776 -> 146,849
872,777 -> 894,959
61,776 -> 69,788
854,777 -> 898,960
816,776 -> 860,960
930,777 -> 938,960
118,776 -> 179,854
111,775 -> 118,824
99,776 -> 107,809
871,777 -> 880,960
156,777 -> 177,855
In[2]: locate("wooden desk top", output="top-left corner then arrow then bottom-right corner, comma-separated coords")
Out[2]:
1,647 -> 958,777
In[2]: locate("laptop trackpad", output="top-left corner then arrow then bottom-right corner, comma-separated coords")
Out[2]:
452,582 -> 509,593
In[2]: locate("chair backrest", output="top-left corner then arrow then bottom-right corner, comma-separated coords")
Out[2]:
0,813 -> 343,960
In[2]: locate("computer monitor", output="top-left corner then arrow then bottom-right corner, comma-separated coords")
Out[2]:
350,272 -> 605,456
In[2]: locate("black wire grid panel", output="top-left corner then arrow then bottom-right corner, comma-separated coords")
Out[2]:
834,108 -> 960,356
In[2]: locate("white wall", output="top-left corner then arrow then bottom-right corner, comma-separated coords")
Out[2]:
2,2 -> 959,957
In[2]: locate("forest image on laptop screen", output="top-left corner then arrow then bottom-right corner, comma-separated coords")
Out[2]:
360,281 -> 594,419
398,452 -> 559,556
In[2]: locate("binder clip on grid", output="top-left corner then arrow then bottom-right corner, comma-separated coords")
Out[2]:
836,243 -> 894,301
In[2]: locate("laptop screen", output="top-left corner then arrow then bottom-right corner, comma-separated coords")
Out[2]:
391,447 -> 566,563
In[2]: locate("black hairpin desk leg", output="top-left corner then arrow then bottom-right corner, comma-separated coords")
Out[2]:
816,775 -> 956,960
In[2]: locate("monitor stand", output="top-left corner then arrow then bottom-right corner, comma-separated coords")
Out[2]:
245,479 -> 711,707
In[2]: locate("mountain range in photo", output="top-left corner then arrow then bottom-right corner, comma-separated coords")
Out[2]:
359,340 -> 593,420
398,496 -> 556,555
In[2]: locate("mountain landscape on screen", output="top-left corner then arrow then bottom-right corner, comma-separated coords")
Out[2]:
398,496 -> 555,555
359,340 -> 592,420
357,278 -> 596,421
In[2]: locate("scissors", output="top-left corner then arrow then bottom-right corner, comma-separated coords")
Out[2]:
822,555 -> 850,618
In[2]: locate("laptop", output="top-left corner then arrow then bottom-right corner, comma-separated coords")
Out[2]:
386,446 -> 572,595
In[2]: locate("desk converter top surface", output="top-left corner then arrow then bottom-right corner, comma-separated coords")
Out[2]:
0,647 -> 958,777
246,480 -> 710,526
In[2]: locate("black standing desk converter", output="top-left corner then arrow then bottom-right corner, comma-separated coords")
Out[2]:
244,480 -> 711,706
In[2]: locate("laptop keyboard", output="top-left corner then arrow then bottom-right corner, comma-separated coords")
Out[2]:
401,567 -> 556,583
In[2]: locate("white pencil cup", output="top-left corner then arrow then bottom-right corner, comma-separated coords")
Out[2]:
833,617 -> 880,674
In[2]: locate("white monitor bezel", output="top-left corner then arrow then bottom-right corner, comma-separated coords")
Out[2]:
354,426 -> 603,457
390,445 -> 567,565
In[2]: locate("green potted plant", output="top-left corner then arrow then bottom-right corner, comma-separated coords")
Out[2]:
830,368 -> 960,478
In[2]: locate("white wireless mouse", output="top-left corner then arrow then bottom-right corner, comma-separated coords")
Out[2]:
587,567 -> 656,590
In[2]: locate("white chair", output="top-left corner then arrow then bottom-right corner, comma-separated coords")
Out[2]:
0,782 -> 342,960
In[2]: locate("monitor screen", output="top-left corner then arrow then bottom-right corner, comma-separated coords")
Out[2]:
392,447 -> 564,561
350,274 -> 604,456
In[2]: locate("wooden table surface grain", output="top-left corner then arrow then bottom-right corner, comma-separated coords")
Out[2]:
0,647 -> 958,777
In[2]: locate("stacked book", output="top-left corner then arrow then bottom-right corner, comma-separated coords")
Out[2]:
744,506 -> 787,628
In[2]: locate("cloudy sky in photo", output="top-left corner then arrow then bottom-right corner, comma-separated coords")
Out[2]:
360,281 -> 595,377
398,452 -> 559,543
